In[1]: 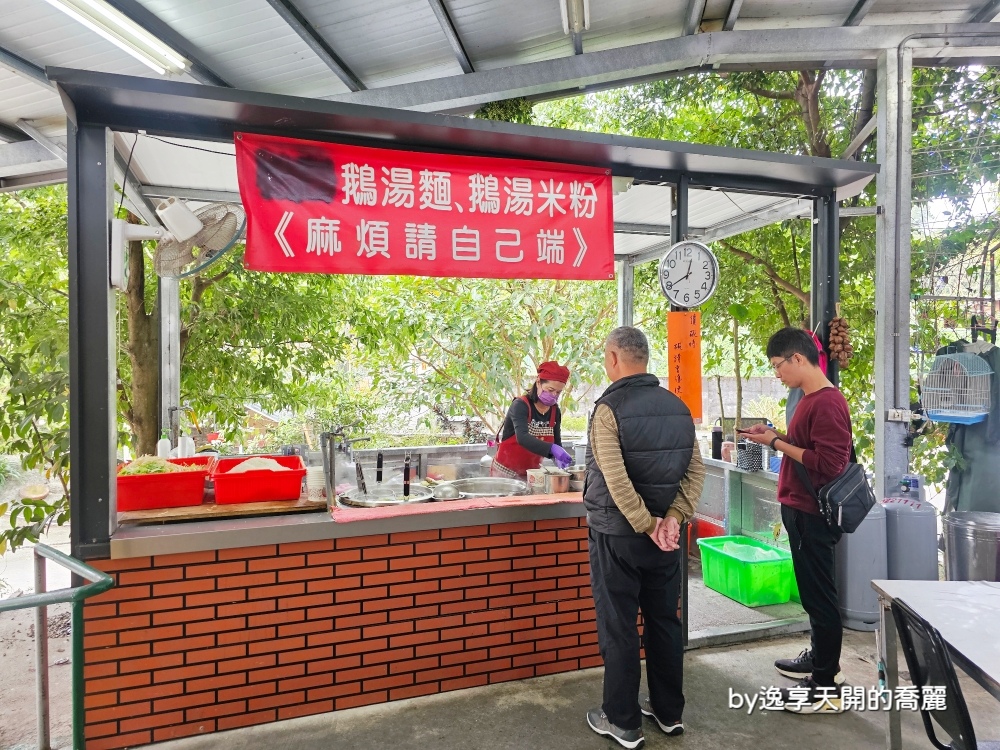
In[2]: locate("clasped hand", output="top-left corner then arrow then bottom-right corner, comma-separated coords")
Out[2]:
648,515 -> 681,552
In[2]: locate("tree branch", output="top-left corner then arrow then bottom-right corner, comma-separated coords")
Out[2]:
745,85 -> 796,101
717,239 -> 811,305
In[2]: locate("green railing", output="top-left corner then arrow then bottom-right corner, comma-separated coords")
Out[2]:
0,544 -> 114,750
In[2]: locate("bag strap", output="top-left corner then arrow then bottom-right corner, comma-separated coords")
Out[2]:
791,442 -> 858,502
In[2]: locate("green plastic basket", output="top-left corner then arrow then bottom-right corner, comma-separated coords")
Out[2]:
697,535 -> 794,607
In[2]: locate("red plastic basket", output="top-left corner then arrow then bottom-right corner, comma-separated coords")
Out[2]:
211,455 -> 306,504
116,456 -> 212,512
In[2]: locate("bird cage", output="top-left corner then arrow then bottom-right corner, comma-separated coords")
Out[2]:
921,353 -> 993,424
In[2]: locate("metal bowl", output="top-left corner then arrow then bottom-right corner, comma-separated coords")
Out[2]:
567,465 -> 587,482
338,485 -> 434,507
448,477 -> 528,498
432,483 -> 465,501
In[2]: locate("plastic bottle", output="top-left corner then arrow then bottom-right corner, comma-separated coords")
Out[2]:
178,434 -> 196,458
156,429 -> 172,458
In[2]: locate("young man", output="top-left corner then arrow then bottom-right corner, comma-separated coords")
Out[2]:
743,327 -> 852,714
584,326 -> 705,748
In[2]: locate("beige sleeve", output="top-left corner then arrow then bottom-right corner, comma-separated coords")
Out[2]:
666,442 -> 705,526
589,404 -> 657,535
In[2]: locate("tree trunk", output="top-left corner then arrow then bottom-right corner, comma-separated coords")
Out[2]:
124,231 -> 160,456
716,375 -> 725,422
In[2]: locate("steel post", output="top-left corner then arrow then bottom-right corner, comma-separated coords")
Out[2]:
874,48 -> 911,501
159,277 -> 182,445
616,259 -> 634,327
812,195 -> 840,386
34,553 -> 50,750
67,122 -> 116,558
672,175 -> 689,243
72,598 -> 85,750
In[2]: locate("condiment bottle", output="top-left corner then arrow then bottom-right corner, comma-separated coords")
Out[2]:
156,429 -> 171,458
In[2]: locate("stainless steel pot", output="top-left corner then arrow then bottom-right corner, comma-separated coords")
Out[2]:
944,511 -> 1000,581
567,465 -> 587,482
545,472 -> 570,493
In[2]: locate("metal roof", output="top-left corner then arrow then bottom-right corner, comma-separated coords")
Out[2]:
3,0 -> 994,246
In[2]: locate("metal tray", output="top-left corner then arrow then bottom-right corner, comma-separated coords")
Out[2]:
337,485 -> 433,508
447,477 -> 528,498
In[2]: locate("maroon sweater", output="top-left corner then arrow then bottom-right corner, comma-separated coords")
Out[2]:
778,387 -> 853,515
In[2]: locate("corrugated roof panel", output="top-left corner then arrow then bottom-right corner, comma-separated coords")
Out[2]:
688,190 -> 791,227
585,0 -> 687,48
137,0 -> 351,97
0,69 -> 64,131
296,0 -> 464,87
614,232 -> 670,256
613,184 -> 673,225
119,133 -> 238,193
0,0 -> 168,78
447,0 -> 572,70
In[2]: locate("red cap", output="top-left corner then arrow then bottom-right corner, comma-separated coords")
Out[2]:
537,361 -> 570,384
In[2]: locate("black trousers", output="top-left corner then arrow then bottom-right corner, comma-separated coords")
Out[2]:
589,528 -> 684,730
781,504 -> 842,685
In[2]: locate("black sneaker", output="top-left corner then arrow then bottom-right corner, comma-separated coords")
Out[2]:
586,709 -> 645,749
638,695 -> 684,736
774,648 -> 846,684
780,677 -> 845,714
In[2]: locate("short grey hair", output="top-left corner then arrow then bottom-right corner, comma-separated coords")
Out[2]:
606,326 -> 649,365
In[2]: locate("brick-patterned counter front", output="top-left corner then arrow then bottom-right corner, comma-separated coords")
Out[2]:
84,517 -> 600,749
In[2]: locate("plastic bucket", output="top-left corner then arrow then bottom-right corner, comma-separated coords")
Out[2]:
944,511 -> 1000,581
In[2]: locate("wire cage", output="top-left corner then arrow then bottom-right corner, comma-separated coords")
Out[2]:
921,353 -> 993,424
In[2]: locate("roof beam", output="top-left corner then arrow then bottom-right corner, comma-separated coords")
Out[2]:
969,0 -> 1000,22
844,0 -> 877,26
0,121 -> 28,143
840,116 -> 877,160
330,23 -> 1000,112
17,120 -> 66,160
614,222 -> 672,236
0,139 -> 66,176
112,147 -> 162,227
426,0 -> 474,73
722,0 -> 744,31
263,0 -> 366,91
683,0 -> 708,36
141,185 -> 241,203
102,0 -> 232,87
0,169 -> 66,193
0,44 -> 52,88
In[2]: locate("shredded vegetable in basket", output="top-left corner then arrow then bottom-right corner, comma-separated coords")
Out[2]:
226,457 -> 290,473
118,456 -> 201,476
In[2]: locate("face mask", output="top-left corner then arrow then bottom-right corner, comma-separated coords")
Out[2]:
537,390 -> 559,406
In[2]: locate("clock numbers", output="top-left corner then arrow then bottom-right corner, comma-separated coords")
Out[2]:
658,240 -> 719,308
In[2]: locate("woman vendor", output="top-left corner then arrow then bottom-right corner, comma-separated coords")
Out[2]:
491,361 -> 574,480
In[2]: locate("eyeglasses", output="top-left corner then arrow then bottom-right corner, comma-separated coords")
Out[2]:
770,356 -> 793,372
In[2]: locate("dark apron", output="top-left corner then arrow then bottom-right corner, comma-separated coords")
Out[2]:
491,395 -> 555,480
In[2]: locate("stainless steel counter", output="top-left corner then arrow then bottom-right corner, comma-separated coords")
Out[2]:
696,457 -> 786,550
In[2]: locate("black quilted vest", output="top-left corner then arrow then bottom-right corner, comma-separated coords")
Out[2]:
584,373 -> 695,535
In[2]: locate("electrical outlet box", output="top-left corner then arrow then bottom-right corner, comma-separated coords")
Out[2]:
887,409 -> 913,422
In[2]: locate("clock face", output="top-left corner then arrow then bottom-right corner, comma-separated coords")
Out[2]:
658,241 -> 719,308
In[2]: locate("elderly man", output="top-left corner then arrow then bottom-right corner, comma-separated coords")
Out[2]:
584,326 -> 705,749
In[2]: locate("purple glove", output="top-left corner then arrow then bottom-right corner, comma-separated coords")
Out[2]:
550,444 -> 573,469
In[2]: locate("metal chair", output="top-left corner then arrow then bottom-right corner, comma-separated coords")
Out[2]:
891,599 -> 1000,750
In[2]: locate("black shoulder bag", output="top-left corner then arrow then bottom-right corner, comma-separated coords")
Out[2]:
793,445 -> 876,533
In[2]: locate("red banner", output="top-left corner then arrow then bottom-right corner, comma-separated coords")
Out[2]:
234,132 -> 614,280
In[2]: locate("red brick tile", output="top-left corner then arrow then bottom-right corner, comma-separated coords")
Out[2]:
511,602 -> 558,619
440,599 -> 488,616
154,691 -> 217,713
440,624 -> 488,642
91,557 -> 150,573
556,527 -> 588,541
490,521 -> 536,534
83,662 -> 117,680
364,570 -> 414,587
186,672 -> 246,693
336,691 -> 387,710
536,611 -> 579,627
249,663 -> 307,683
414,589 -> 461,607
388,604 -> 438,622
219,544 -> 277,560
441,675 -> 488,692
152,607 -> 216,626
512,579 -> 557,594
215,572 -> 277,591
187,616 -> 246,636
120,709 -> 186,733
217,709 -> 276,731
153,550 -> 216,567
391,580 -> 441,597
280,592 -> 335,610
559,644 -> 599,660
464,535 -> 511,550
514,555 -> 556,570
219,681 -> 277,702
413,539 -> 463,555
337,534 -> 388,549
185,561 -> 247,579
465,583 -> 511,600
467,657 -> 513,675
388,555 -> 439,571
248,554 -> 305,571
337,611 -> 386,629
556,621 -> 593,637
308,602 -> 360,620
86,632 -> 118,648
415,664 -> 463,683
465,560 -> 514,576
442,525 -> 487,539
85,721 -> 119,741
441,648 -> 486,666
248,582 -> 306,601
466,633 -> 512,650
535,565 -> 580,580
489,617 -> 535,634
489,545 -> 536,561
248,609 -> 305,628
85,642 -> 150,664
153,720 -> 216,742
366,672 -> 414,691
119,652 -> 184,674
362,543 -> 413,560
85,613 -> 150,634
489,641 -> 537,659
217,654 -> 277,674
414,614 -> 463,632
119,567 -> 184,585
186,643 -> 248,664
580,655 -> 603,669
336,586 -> 387,604
153,663 -> 214,685
306,575 -> 363,594
490,666 -> 536,683
488,569 -> 533,584
415,564 -> 464,581
362,646 -> 414,666
415,640 -> 465,658
465,608 -> 511,625
306,655 -> 361,675
362,595 -> 414,613
557,598 -> 593,612
278,619 -> 332,637
279,700 -> 334,720
309,682 -> 362,701
218,599 -> 276,618
153,634 -> 215,655
307,628 -> 362,648
511,531 -> 558,545
278,565 -> 335,583
279,672 -> 334,692
280,644 -> 338,664
559,551 -> 590,565
513,626 -> 555,643
88,730 -> 151,750
442,550 -> 489,566
87,700 -> 152,724
536,517 -> 582,530
279,540 -> 333,555
337,637 -> 386,657
153,578 -> 215,597
218,626 -> 277,645
307,549 -> 361,565
390,529 -> 440,544
248,635 -> 305,655
390,682 -> 439,700
83,603 -> 117,621
389,630 -> 440,649
187,699 -> 247,720
85,671 -> 151,695
388,655 -> 439,674
84,691 -> 119,710
338,660 -> 389,683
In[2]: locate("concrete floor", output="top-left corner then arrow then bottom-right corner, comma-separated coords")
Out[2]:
148,630 -> 1000,750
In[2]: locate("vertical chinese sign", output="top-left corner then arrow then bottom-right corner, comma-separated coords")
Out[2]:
234,132 -> 614,280
667,311 -> 702,423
